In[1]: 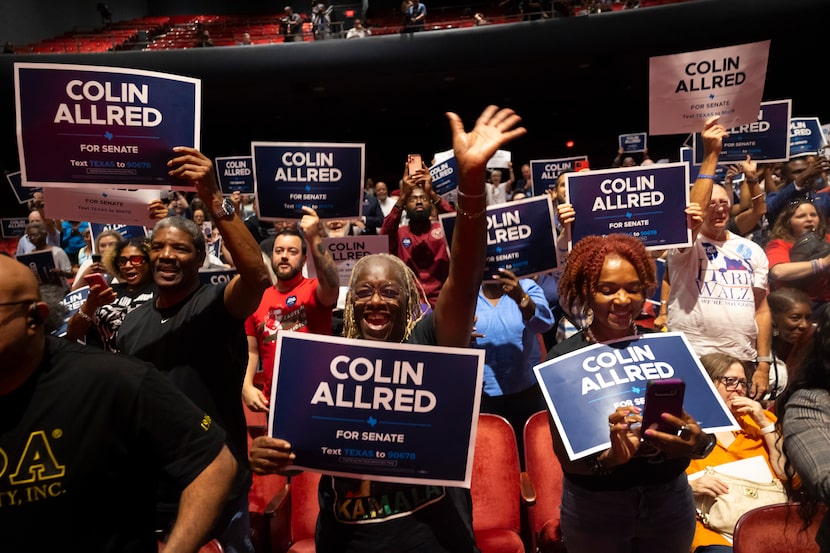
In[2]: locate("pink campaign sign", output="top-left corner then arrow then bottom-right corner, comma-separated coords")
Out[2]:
649,40 -> 770,136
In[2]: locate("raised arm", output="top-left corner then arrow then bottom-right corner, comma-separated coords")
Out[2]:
168,147 -> 271,320
689,117 -> 729,242
300,206 -> 340,308
434,106 -> 526,347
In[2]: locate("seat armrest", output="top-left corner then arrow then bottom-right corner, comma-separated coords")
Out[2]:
264,483 -> 291,553
520,470 -> 537,506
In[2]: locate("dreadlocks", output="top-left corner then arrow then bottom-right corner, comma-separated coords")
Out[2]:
342,254 -> 428,342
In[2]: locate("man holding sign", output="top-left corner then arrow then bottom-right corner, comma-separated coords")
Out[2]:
250,105 -> 526,553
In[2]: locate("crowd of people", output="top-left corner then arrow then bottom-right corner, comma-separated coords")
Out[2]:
4,104 -> 830,553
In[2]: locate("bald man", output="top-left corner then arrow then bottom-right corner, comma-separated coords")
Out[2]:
0,255 -> 236,552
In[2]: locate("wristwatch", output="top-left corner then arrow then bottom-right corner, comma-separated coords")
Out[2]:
690,433 -> 717,459
519,293 -> 531,309
214,197 -> 235,219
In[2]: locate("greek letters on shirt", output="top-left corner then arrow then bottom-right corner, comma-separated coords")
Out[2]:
0,430 -> 67,508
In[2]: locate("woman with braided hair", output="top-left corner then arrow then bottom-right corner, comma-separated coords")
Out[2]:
544,233 -> 716,553
250,105 -> 526,552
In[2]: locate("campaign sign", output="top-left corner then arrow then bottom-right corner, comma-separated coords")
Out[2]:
485,149 -> 511,170
692,99 -> 792,163
790,117 -> 826,157
269,333 -> 484,486
1,217 -> 28,238
54,285 -> 89,338
199,268 -> 238,286
253,142 -> 365,221
534,332 -> 739,461
89,223 -> 149,243
42,187 -> 160,227
439,195 -> 557,281
16,250 -> 62,287
215,156 -> 255,195
15,63 -> 200,189
566,163 -> 691,250
5,171 -> 39,204
306,235 -> 389,286
649,40 -> 770,135
429,155 -> 459,198
681,146 -> 730,184
530,156 -> 588,197
619,133 -> 647,153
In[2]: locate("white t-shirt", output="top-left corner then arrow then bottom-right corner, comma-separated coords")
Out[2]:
667,232 -> 768,361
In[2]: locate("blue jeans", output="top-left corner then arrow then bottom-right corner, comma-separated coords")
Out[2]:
560,472 -> 696,553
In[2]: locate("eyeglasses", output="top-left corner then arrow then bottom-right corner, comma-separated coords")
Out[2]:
115,255 -> 148,267
353,283 -> 402,303
789,196 -> 817,206
717,376 -> 748,391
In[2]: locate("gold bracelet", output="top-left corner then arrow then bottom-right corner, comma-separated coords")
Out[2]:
456,204 -> 486,218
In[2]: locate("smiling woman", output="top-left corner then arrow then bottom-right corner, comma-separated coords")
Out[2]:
64,236 -> 154,352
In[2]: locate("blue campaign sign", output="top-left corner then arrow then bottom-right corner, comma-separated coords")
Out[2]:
90,223 -> 149,242
439,195 -> 558,281
6,171 -> 40,203
253,142 -> 365,221
1,217 -> 28,239
534,332 -> 738,461
215,156 -> 255,195
54,286 -> 89,337
429,156 -> 458,197
619,133 -> 647,153
692,99 -> 792,163
566,163 -> 691,250
15,63 -> 200,189
199,268 -> 238,286
16,250 -> 62,287
269,333 -> 484,486
530,156 -> 588,197
680,146 -> 728,184
790,117 -> 826,157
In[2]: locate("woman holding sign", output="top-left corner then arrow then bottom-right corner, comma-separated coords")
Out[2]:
249,105 -> 526,553
546,233 -> 716,553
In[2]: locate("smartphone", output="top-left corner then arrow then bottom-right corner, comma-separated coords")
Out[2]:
641,378 -> 685,437
91,254 -> 102,263
408,154 -> 422,175
84,273 -> 108,289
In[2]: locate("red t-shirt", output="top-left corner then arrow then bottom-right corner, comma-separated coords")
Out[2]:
245,276 -> 332,394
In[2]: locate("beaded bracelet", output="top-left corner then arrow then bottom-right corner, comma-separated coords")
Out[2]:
696,173 -> 717,180
76,304 -> 94,323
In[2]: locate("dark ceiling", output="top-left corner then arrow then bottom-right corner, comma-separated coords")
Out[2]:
1,0 -> 827,216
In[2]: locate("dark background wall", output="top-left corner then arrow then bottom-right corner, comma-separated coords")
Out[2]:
0,0 -> 827,218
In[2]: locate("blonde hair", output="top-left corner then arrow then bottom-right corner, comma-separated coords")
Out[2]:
342,254 -> 428,342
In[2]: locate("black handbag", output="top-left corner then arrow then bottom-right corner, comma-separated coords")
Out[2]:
789,231 -> 830,262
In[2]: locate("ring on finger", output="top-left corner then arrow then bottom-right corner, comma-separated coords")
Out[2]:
677,425 -> 692,440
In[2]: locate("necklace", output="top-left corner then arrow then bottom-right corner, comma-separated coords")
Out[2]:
583,324 -> 638,344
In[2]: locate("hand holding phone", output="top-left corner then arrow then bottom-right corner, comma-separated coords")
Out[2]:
84,273 -> 108,290
641,378 -> 685,438
408,154 -> 422,176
